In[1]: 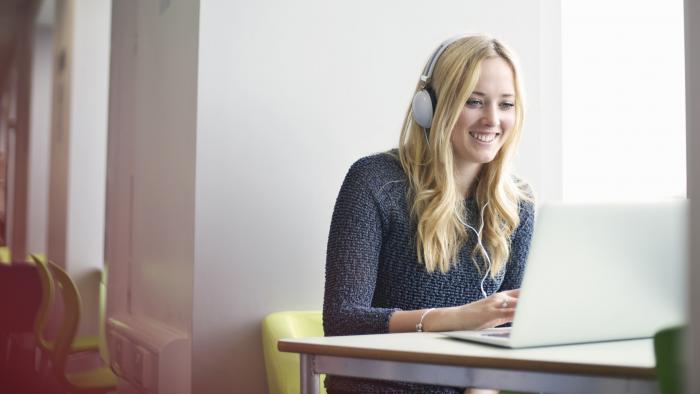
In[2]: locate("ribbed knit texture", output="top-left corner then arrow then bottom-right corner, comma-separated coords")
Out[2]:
323,152 -> 535,393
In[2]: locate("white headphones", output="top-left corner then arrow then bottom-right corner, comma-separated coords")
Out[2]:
458,201 -> 493,299
413,35 -> 494,298
411,35 -> 469,129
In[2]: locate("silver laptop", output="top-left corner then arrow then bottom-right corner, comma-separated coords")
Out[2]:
446,200 -> 688,348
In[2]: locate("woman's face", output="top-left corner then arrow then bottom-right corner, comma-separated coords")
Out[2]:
450,56 -> 516,166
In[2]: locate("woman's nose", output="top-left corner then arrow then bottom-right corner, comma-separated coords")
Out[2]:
481,105 -> 500,127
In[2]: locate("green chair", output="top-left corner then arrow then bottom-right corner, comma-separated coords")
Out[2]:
262,311 -> 327,394
654,325 -> 685,394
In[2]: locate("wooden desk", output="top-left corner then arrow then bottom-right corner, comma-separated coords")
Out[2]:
279,332 -> 658,394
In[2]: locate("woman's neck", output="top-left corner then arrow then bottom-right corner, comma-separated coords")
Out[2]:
453,161 -> 482,198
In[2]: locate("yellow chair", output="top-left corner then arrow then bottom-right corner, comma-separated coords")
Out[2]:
47,260 -> 118,393
262,311 -> 327,394
261,312 -> 527,394
29,254 -> 100,375
97,266 -> 109,364
27,252 -> 46,264
0,246 -> 11,264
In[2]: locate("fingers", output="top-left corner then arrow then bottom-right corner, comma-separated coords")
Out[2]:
493,296 -> 517,311
493,289 -> 520,309
471,290 -> 520,329
501,297 -> 518,310
500,288 -> 520,297
497,296 -> 517,315
463,295 -> 517,330
492,292 -> 518,319
492,305 -> 516,327
489,290 -> 519,308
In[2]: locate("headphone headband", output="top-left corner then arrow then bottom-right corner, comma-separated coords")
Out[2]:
412,34 -> 471,129
419,35 -> 469,86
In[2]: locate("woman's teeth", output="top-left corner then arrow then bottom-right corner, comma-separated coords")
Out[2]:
469,132 -> 498,143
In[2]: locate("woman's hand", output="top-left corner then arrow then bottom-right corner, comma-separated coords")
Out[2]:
421,289 -> 520,332
388,289 -> 520,333
450,289 -> 520,330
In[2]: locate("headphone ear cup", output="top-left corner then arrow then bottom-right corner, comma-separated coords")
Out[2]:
411,87 -> 437,129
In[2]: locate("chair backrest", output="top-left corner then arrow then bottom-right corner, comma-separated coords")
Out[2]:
27,252 -> 47,264
98,266 -> 109,362
654,325 -> 685,394
261,311 -> 325,394
0,246 -> 11,264
30,253 -> 55,352
47,261 -> 82,382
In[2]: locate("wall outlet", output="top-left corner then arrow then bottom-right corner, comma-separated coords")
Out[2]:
107,315 -> 189,394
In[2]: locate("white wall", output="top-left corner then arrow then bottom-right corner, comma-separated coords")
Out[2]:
685,0 -> 700,391
47,0 -> 72,269
65,0 -> 110,267
193,1 -> 561,392
27,25 -> 53,256
126,0 -> 198,331
48,0 -> 111,336
561,0 -> 686,202
105,0 -> 198,388
66,0 -> 111,335
537,0 -> 563,203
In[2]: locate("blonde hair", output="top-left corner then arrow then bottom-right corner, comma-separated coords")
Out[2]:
396,35 -> 533,275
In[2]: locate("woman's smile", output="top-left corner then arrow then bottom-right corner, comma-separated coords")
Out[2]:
468,131 -> 500,144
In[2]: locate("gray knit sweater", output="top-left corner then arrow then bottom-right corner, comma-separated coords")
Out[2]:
323,151 -> 535,393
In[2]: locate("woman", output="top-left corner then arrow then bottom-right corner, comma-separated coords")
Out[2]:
323,35 -> 535,393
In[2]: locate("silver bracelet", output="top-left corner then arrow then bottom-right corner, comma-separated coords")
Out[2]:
416,308 -> 435,332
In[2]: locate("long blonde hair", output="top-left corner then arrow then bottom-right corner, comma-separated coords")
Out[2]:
397,35 -> 532,276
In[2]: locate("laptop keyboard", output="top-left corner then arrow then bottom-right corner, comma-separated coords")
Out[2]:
481,331 -> 511,338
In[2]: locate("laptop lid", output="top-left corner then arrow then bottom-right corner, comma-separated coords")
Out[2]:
506,200 -> 688,348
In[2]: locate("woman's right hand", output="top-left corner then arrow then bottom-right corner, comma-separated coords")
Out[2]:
422,289 -> 520,332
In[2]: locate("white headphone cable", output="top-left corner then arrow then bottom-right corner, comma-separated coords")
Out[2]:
458,201 -> 492,299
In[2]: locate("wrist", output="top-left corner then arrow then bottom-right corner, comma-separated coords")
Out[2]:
421,306 -> 456,332
416,308 -> 435,332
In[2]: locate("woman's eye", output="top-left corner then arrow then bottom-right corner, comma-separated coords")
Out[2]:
500,102 -> 515,110
466,99 -> 483,107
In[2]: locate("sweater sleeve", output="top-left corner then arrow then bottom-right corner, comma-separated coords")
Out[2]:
499,199 -> 535,291
323,160 -> 399,336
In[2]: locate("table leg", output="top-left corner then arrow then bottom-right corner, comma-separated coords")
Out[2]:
300,354 -> 319,394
